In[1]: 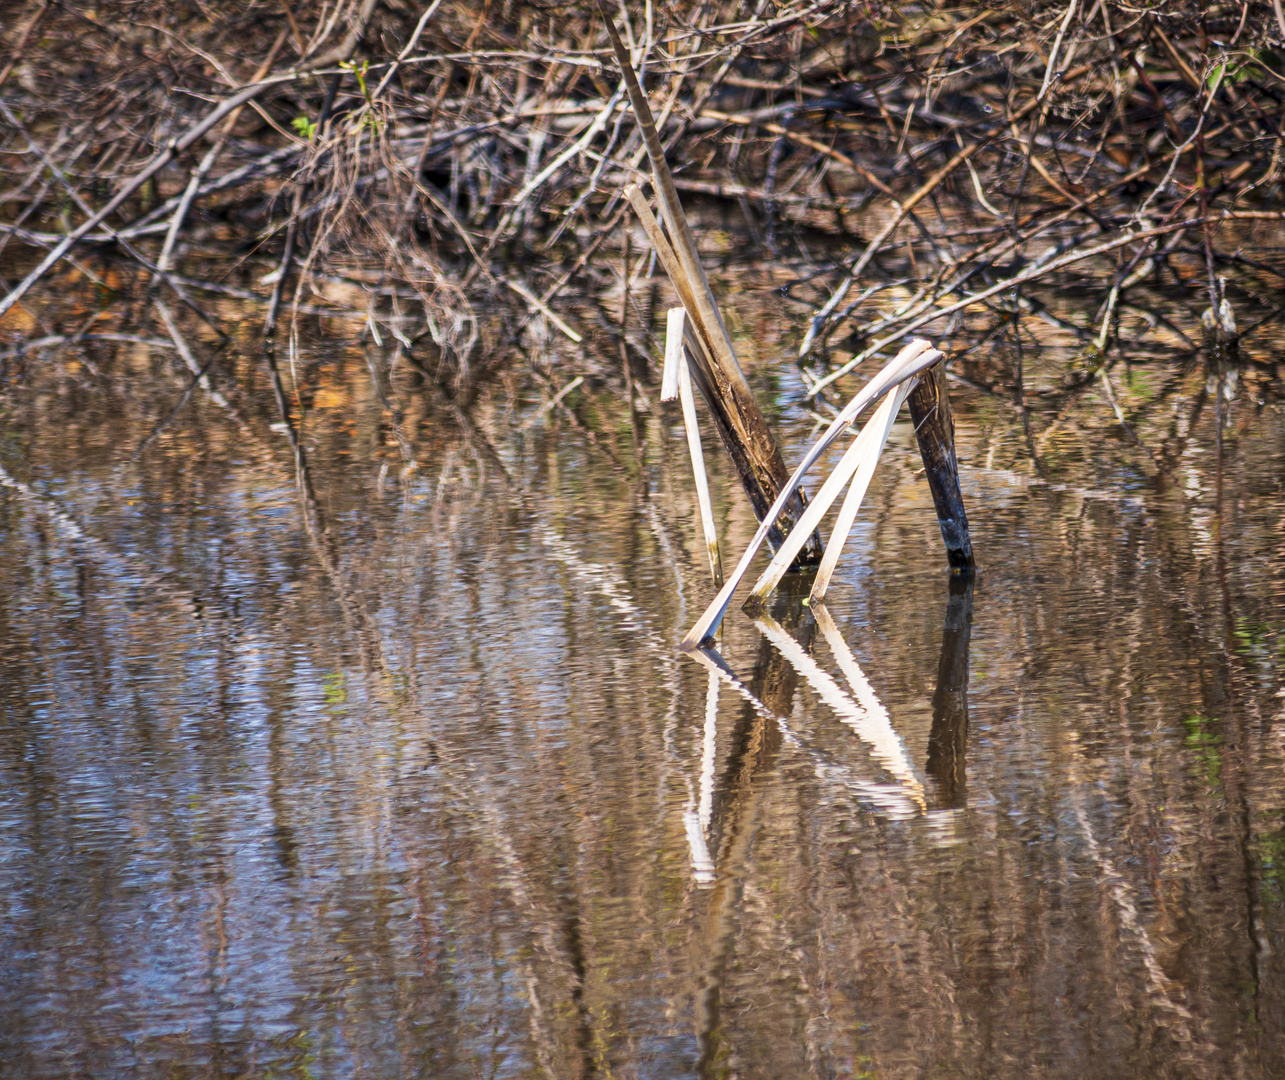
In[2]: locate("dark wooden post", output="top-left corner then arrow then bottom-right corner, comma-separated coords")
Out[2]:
907,362 -> 975,570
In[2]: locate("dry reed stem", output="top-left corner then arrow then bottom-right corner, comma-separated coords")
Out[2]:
594,0 -> 746,393
747,377 -> 915,604
681,339 -> 941,649
808,379 -> 915,604
664,305 -> 723,587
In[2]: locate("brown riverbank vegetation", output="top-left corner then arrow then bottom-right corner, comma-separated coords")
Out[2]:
1,0 -> 1284,438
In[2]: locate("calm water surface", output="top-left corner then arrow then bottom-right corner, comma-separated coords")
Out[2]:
2,309 -> 1284,1079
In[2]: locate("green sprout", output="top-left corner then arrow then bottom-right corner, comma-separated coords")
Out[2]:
340,59 -> 382,132
341,58 -> 372,104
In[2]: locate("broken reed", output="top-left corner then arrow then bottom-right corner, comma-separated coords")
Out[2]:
599,1 -> 973,622
593,0 -> 822,566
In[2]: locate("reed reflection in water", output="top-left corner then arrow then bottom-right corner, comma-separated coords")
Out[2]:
1,332 -> 1284,1079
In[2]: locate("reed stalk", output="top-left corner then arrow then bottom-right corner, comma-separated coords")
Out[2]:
681,339 -> 941,649
809,380 -> 915,604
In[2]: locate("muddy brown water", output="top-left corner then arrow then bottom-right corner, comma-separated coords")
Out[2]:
1,283 -> 1284,1079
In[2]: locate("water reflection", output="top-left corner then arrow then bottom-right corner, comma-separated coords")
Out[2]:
926,575 -> 973,809
687,585 -> 974,1076
1,325 -> 1284,1078
691,609 -> 797,1079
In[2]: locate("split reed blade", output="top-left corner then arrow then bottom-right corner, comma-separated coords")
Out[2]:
680,340 -> 941,650
679,351 -> 724,587
661,306 -> 685,402
666,307 -> 723,586
810,381 -> 915,604
625,185 -> 722,397
747,379 -> 915,605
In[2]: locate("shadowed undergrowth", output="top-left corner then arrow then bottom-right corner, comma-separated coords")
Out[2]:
1,0 -> 1283,461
